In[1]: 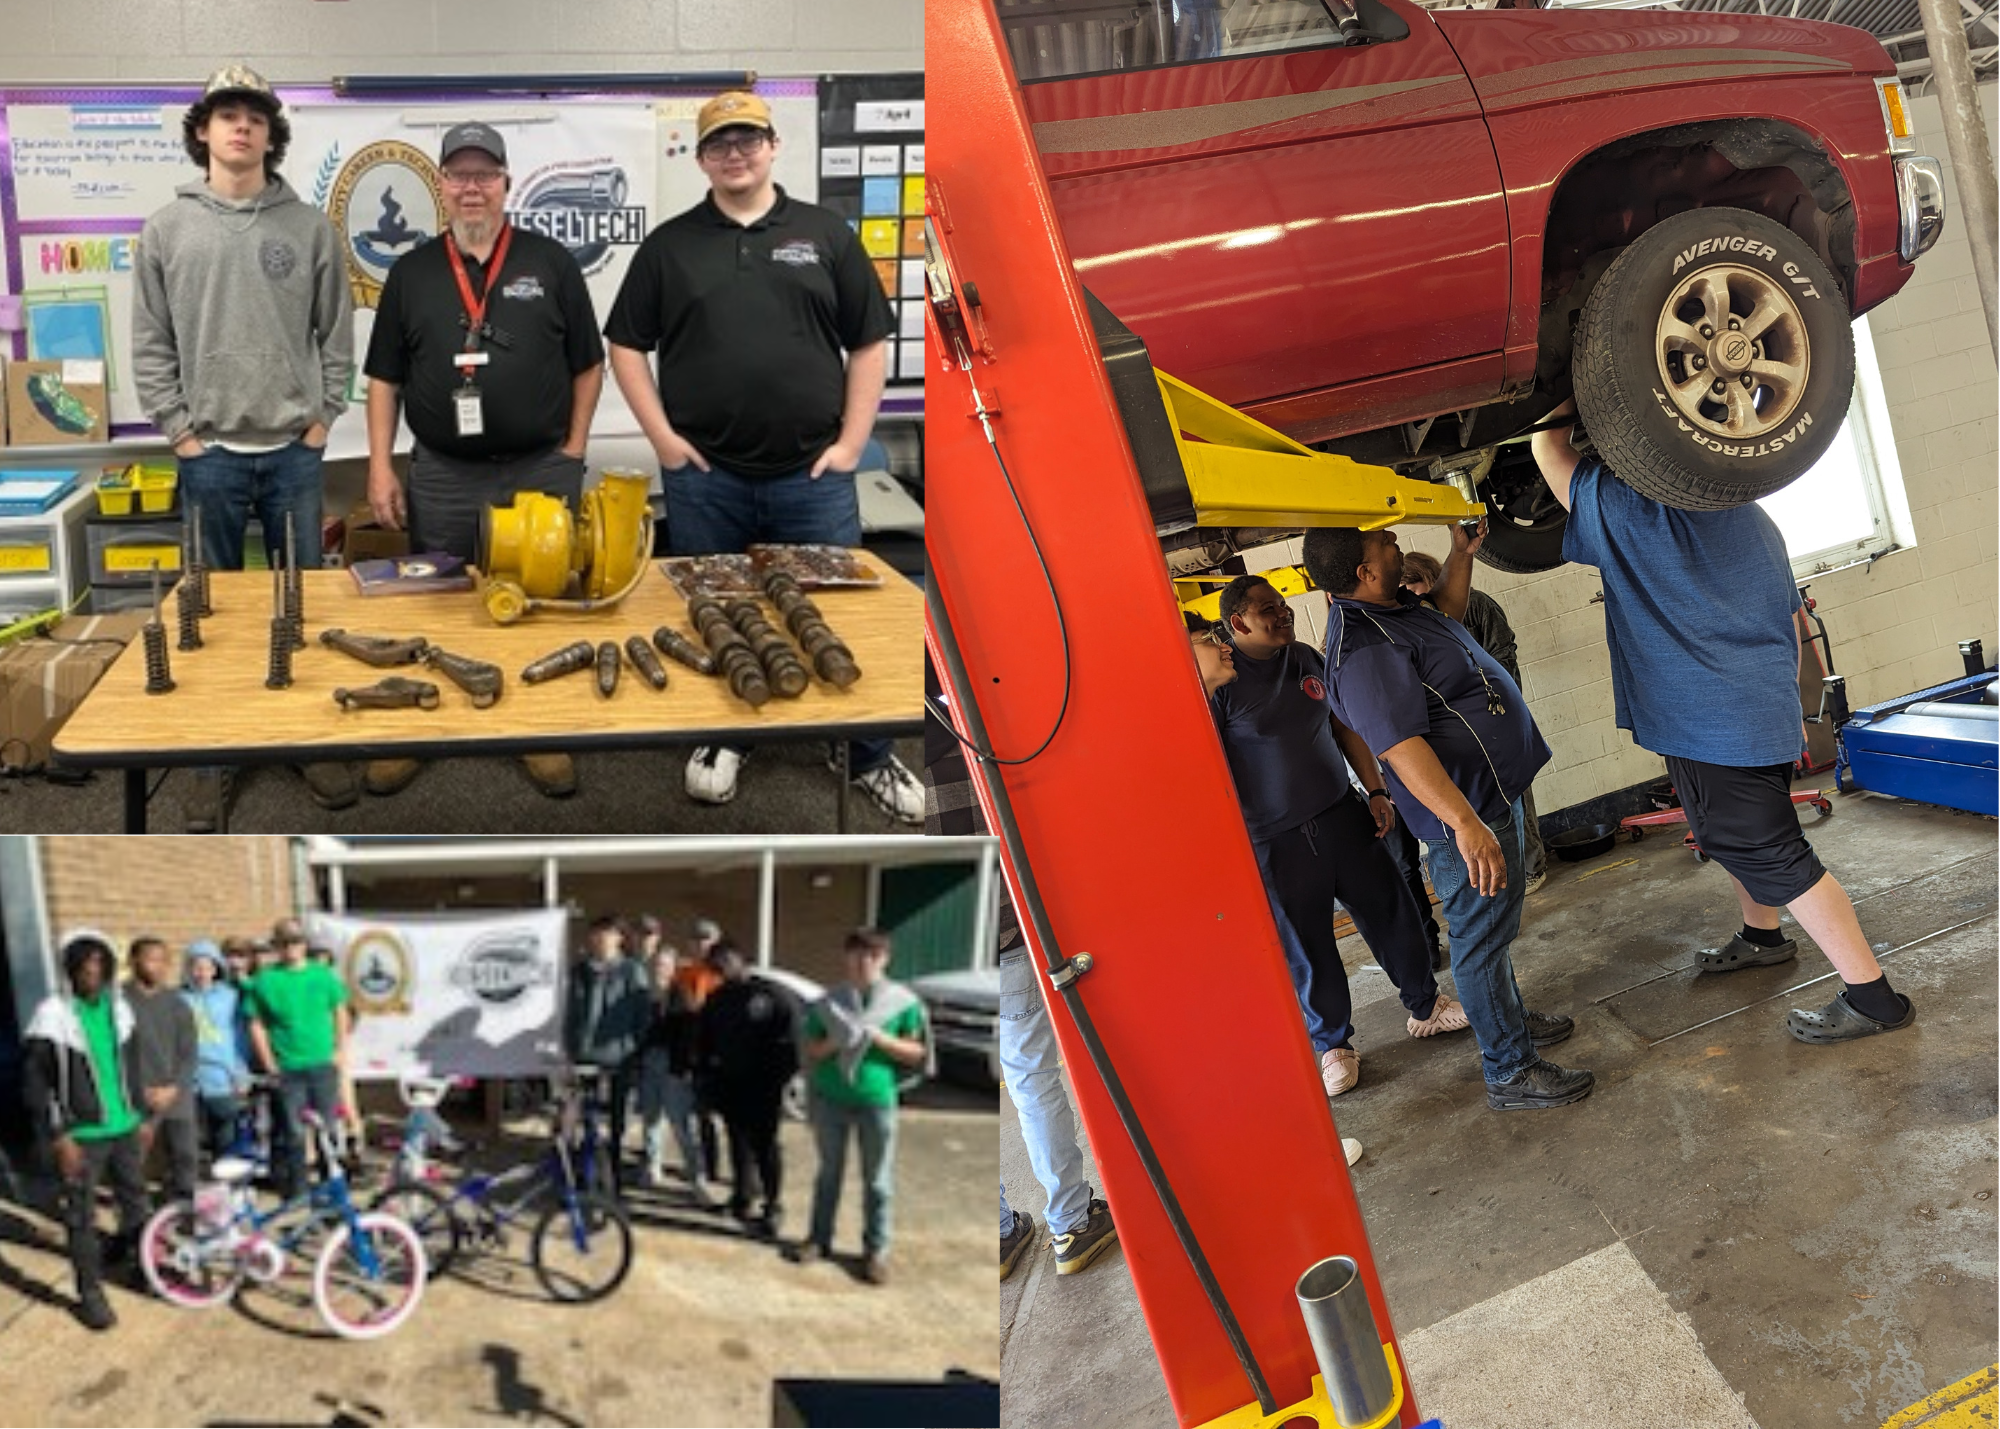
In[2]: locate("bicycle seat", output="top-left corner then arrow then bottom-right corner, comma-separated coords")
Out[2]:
211,1156 -> 257,1184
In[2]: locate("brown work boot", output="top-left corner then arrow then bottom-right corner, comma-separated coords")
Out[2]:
364,759 -> 423,796
299,762 -> 359,810
522,752 -> 577,798
860,1254 -> 890,1286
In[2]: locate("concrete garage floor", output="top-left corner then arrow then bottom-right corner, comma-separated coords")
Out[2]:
0,738 -> 923,835
1001,786 -> 1997,1429
0,1084 -> 997,1427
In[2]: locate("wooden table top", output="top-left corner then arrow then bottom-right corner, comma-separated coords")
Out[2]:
55,558 -> 922,766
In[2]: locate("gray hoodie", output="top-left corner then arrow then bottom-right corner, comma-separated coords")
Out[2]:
133,177 -> 354,447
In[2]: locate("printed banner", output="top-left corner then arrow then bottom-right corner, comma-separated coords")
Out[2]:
307,909 -> 569,1080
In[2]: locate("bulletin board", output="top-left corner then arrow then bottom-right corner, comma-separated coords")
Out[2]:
816,74 -> 924,419
0,78 -> 826,458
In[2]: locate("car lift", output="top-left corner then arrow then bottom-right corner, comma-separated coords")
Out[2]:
929,7 -> 1478,1426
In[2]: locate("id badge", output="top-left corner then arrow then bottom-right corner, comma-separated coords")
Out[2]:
454,385 -> 484,438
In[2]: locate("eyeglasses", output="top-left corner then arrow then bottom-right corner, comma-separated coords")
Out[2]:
699,132 -> 770,159
441,168 -> 505,188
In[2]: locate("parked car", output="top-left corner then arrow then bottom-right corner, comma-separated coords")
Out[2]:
1006,0 -> 1946,568
912,968 -> 1002,1090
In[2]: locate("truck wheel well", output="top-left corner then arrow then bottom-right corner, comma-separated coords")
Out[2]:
1536,120 -> 1856,391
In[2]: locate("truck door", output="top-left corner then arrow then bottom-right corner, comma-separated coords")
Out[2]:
1007,0 -> 1512,439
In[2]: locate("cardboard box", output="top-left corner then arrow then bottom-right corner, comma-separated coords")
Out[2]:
0,630 -> 127,771
339,503 -> 410,566
5,359 -> 108,446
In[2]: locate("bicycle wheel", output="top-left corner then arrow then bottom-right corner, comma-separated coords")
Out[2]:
530,1191 -> 633,1303
369,1180 -> 461,1278
140,1202 -> 242,1309
312,1211 -> 427,1340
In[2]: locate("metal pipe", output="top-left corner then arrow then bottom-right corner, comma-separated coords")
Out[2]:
1917,0 -> 2000,353
1296,1256 -> 1397,1427
926,573 -> 1279,1417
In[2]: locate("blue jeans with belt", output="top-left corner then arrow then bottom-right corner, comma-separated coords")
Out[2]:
176,441 -> 325,572
1423,797 -> 1538,1084
663,463 -> 891,774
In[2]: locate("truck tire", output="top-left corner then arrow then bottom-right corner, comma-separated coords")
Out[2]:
1475,473 -> 1569,574
1573,206 -> 1853,511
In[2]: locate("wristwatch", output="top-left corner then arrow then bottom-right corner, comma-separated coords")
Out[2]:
1368,789 -> 1393,803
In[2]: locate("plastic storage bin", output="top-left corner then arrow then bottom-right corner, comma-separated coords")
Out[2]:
86,514 -> 185,586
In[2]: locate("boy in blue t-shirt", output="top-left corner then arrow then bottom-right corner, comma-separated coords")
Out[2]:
1533,399 -> 1912,1042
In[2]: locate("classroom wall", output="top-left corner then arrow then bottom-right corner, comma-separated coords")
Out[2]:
0,0 -> 922,82
1265,84 -> 1998,819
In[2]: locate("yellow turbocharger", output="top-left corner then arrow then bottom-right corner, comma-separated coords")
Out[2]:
480,469 -> 653,624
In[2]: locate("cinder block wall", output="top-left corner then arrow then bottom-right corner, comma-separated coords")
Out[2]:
39,834 -> 300,968
0,0 -> 921,81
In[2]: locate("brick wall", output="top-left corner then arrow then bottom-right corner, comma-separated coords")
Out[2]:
39,835 -> 301,972
337,864 -> 872,990
0,0 -> 920,81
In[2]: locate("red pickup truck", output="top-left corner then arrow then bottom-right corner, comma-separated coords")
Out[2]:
1005,0 -> 1947,570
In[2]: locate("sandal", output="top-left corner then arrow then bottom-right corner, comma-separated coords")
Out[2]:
1786,990 -> 1916,1043
1696,933 -> 1797,974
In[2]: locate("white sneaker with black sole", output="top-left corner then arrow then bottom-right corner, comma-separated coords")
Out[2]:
685,746 -> 745,804
834,751 -> 923,824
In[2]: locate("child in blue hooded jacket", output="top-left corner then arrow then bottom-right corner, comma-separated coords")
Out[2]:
180,939 -> 250,1160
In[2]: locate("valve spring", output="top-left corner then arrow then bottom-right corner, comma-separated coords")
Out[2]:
142,621 -> 175,694
266,618 -> 294,689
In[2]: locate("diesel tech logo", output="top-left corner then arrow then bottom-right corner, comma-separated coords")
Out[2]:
345,930 -> 414,1015
448,930 -> 556,1006
509,162 -> 646,277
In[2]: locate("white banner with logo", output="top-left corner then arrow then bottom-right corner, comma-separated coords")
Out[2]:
307,909 -> 567,1080
289,101 -> 660,457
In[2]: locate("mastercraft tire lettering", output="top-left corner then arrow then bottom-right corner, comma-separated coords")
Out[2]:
1572,206 -> 1855,511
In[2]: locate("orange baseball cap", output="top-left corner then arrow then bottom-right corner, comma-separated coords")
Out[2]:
697,91 -> 773,143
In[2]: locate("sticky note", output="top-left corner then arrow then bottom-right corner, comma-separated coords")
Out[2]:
899,300 -> 924,340
900,258 -> 924,299
861,219 -> 901,259
863,145 -> 902,175
898,340 -> 926,382
903,145 -> 924,174
901,222 -> 925,258
820,146 -> 860,177
902,175 -> 924,217
862,176 -> 900,216
873,259 -> 899,297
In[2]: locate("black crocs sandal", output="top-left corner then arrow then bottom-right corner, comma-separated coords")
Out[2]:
1786,990 -> 1916,1044
1697,933 -> 1798,974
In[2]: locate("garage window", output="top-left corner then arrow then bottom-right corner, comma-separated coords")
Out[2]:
1756,317 -> 1912,579
1001,0 -> 1347,82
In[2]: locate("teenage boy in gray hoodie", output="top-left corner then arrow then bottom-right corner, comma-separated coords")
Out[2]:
133,64 -> 356,824
126,935 -> 199,1201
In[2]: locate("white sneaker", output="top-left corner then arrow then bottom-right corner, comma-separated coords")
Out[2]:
685,746 -> 745,804
1524,871 -> 1548,897
1342,1137 -> 1364,1166
849,754 -> 924,824
1320,1047 -> 1360,1097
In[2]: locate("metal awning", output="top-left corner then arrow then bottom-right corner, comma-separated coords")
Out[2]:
305,835 -> 993,879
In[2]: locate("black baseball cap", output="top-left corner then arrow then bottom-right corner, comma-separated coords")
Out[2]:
440,122 -> 507,168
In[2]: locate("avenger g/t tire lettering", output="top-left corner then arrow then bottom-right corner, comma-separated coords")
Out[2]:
1573,206 -> 1854,511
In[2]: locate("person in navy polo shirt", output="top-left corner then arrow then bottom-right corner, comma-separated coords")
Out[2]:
1303,521 -> 1594,1111
1209,575 -> 1469,1100
605,92 -> 919,825
1532,399 -> 1915,1044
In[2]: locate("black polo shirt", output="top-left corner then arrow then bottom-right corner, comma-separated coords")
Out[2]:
364,227 -> 604,460
603,187 -> 894,479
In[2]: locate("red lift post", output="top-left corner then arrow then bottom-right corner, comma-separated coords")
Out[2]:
930,5 -> 1422,1425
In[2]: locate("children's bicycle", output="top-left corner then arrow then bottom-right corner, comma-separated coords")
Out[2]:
140,1108 -> 427,1339
370,1073 -> 633,1303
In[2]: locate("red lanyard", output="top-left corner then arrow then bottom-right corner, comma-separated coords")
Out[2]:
445,223 -> 514,351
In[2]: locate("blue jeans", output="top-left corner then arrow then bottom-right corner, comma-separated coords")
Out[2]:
637,1051 -> 702,1185
274,1063 -> 342,1196
1423,798 -> 1538,1084
808,1093 -> 897,1257
998,948 -> 1090,1236
176,441 -> 326,572
663,462 -> 890,774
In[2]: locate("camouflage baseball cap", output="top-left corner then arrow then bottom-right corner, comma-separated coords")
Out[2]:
202,63 -> 280,111
696,92 -> 773,143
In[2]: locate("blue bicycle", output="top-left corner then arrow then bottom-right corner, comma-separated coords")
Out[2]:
140,1108 -> 427,1338
370,1073 -> 633,1303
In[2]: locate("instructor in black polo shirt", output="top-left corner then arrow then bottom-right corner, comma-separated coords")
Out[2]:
363,120 -> 605,801
605,92 -> 920,825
